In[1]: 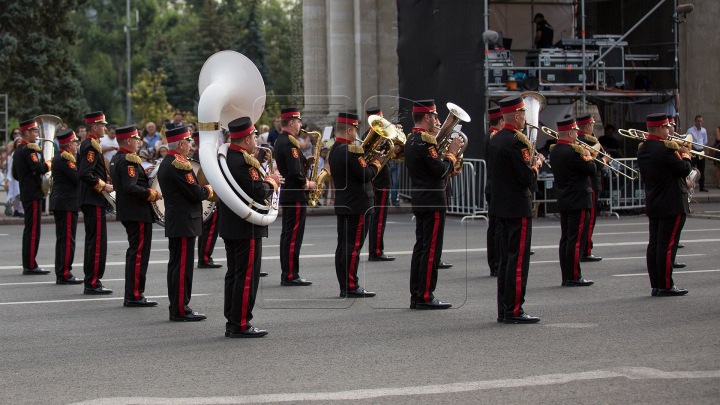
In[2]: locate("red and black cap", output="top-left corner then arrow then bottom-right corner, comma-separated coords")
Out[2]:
84,111 -> 108,125
19,119 -> 38,131
576,113 -> 594,126
116,125 -> 141,140
667,114 -> 676,125
557,117 -> 579,132
166,125 -> 192,143
646,113 -> 671,128
337,112 -> 359,128
488,106 -> 502,119
57,128 -> 78,145
366,107 -> 382,117
413,100 -> 437,114
498,95 -> 526,114
280,107 -> 301,120
192,132 -> 200,142
228,117 -> 256,139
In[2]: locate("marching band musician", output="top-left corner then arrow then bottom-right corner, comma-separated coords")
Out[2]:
483,106 -> 504,277
637,113 -> 691,297
329,112 -> 382,298
405,100 -> 462,310
219,117 -> 284,338
109,125 -> 162,307
274,107 -> 314,286
549,117 -> 595,287
488,95 -> 543,323
365,107 -> 395,262
667,115 -> 686,268
575,114 -> 606,262
77,111 -> 114,294
193,131 -> 222,269
14,118 -> 51,275
157,125 -> 215,321
51,129 -> 82,284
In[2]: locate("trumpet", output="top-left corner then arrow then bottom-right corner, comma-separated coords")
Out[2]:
538,125 -> 638,180
619,128 -> 720,163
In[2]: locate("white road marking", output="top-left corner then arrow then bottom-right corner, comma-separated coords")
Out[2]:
613,269 -> 720,277
592,228 -> 720,236
0,294 -> 209,306
534,222 -> 648,230
68,367 -> 720,405
530,254 -> 706,265
0,278 -> 123,287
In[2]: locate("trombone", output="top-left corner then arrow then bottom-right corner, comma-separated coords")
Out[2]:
537,125 -> 639,180
620,128 -> 720,163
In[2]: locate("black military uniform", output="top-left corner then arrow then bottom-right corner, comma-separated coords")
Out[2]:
329,112 -> 380,297
157,126 -> 214,321
219,118 -> 279,338
192,132 -> 221,269
77,111 -> 112,293
274,107 -> 312,286
51,129 -> 82,283
109,126 -> 160,307
576,114 -> 603,262
637,113 -> 691,296
365,107 -> 395,262
483,107 -> 503,277
14,119 -> 51,275
667,115 -> 686,268
488,96 -> 540,323
405,100 -> 456,309
549,118 -> 596,286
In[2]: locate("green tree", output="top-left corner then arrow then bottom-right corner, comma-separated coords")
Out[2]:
234,0 -> 271,88
129,68 -> 173,128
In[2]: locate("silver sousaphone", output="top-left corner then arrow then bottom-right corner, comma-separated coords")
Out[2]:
147,157 -> 215,227
34,115 -> 63,197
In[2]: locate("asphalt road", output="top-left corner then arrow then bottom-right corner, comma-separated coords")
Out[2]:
0,210 -> 719,404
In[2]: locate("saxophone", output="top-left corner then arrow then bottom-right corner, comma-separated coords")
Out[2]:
305,129 -> 329,207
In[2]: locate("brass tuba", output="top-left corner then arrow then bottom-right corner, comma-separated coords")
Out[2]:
435,103 -> 471,166
34,115 -> 63,197
357,114 -> 401,178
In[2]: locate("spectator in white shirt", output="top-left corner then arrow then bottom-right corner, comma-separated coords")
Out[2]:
258,124 -> 270,144
687,115 -> 708,191
100,124 -> 119,161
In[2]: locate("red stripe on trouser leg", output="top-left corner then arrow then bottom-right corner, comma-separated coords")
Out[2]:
134,222 -> 144,300
376,189 -> 387,256
573,210 -> 586,280
65,211 -> 72,278
288,203 -> 301,280
92,206 -> 101,288
424,212 -> 441,302
204,210 -> 217,263
179,237 -> 187,316
348,215 -> 365,291
240,239 -> 255,331
30,200 -> 37,269
587,191 -> 595,255
515,218 -> 527,316
666,215 -> 681,288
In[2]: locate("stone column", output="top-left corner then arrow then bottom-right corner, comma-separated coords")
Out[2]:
327,0 -> 356,115
354,0 -> 378,115
302,0 -> 329,117
376,0 -> 400,120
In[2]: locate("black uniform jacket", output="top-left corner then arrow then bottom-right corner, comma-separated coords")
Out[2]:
110,149 -> 157,223
77,136 -> 108,207
13,141 -> 50,202
275,131 -> 309,204
157,151 -> 213,238
218,146 -> 277,240
577,132 -> 604,191
482,127 -> 499,195
328,140 -> 379,215
50,150 -> 79,211
405,130 -> 456,212
637,138 -> 692,218
487,126 -> 538,218
549,142 -> 596,211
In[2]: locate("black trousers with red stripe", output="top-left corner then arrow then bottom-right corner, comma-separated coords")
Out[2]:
410,210 -> 446,303
122,221 -> 153,301
335,213 -> 370,293
280,202 -> 307,282
224,238 -> 262,333
486,194 -> 499,274
647,215 -> 686,289
21,199 -> 43,270
369,188 -> 390,259
53,210 -> 78,280
198,208 -> 219,265
167,236 -> 196,317
585,190 -> 598,257
559,209 -> 590,282
81,204 -> 108,289
496,217 -> 533,318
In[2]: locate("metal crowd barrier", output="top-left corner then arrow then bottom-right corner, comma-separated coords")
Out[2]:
606,158 -> 644,213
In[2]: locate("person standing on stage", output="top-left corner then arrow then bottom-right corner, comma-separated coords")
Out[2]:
192,131 -> 222,269
14,119 -> 52,275
637,113 -> 691,297
51,129 -> 82,284
219,117 -> 284,338
483,106 -> 503,277
405,100 -> 463,310
365,107 -> 395,262
575,113 -> 606,262
329,112 -> 383,298
489,95 -> 543,324
686,115 -> 708,192
157,125 -> 215,321
110,125 -> 162,307
274,107 -> 314,286
549,117 -> 596,287
77,112 -> 114,294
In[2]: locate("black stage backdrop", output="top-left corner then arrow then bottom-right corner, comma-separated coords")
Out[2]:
397,0 -> 485,159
